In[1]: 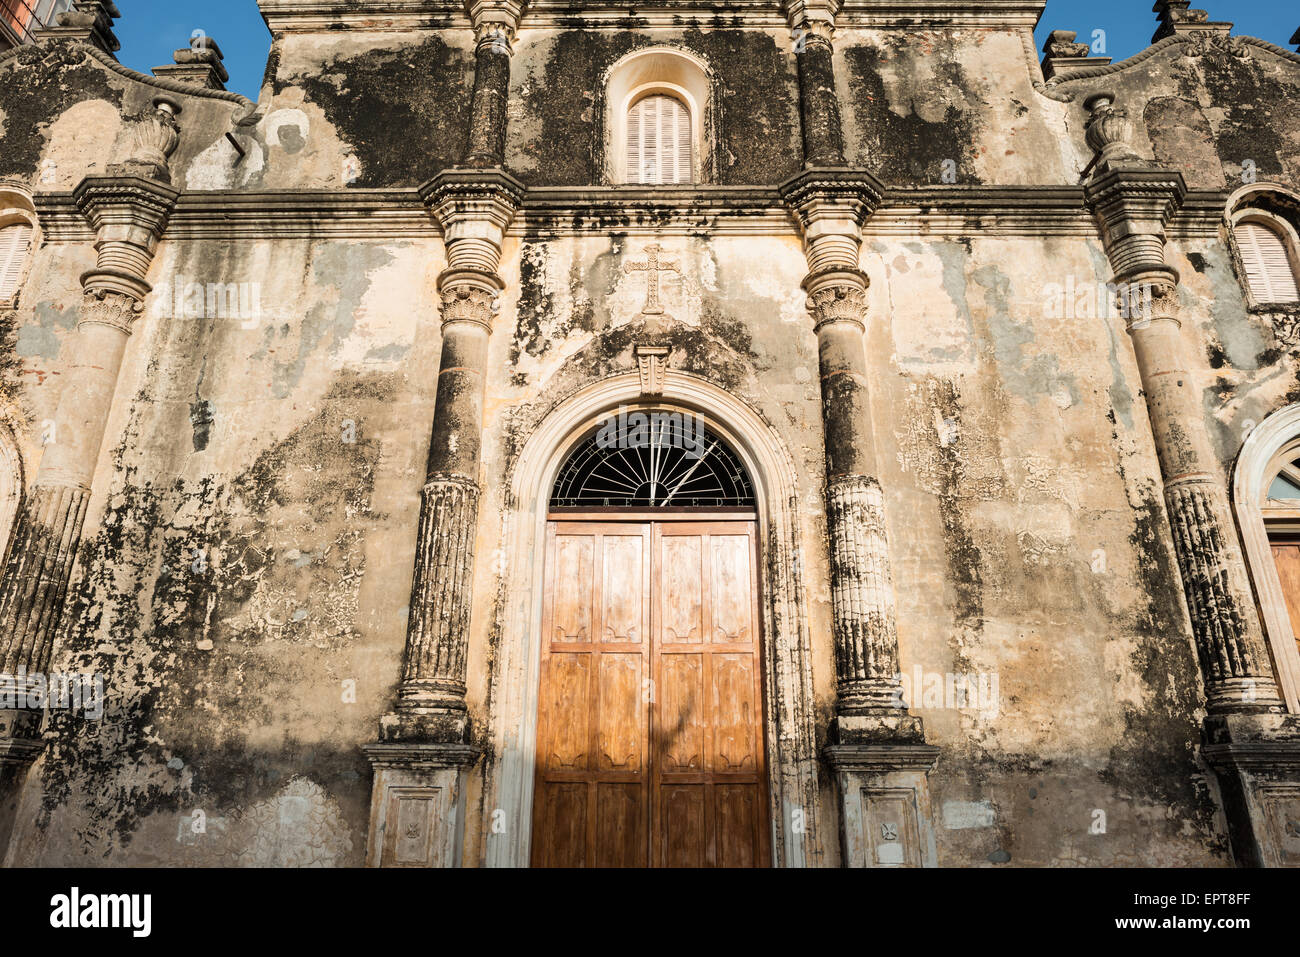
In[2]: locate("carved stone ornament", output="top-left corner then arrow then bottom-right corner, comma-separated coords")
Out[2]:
1083,93 -> 1143,168
1181,31 -> 1252,60
1044,30 -> 1091,58
635,344 -> 670,396
806,273 -> 868,331
112,96 -> 183,185
439,283 -> 496,330
78,288 -> 143,334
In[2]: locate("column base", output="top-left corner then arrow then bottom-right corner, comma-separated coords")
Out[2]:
378,706 -> 469,744
1202,713 -> 1300,867
833,708 -> 927,745
362,742 -> 479,868
825,744 -> 939,868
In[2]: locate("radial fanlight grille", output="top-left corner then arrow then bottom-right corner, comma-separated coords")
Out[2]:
551,412 -> 755,508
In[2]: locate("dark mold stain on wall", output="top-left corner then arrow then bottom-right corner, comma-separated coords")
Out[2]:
286,36 -> 474,187
841,38 -> 979,185
0,47 -> 123,180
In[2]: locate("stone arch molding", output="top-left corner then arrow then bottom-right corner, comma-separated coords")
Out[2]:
600,46 -> 721,185
1234,402 -> 1300,713
480,370 -> 823,867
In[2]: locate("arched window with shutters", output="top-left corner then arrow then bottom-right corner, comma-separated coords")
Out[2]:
1226,188 -> 1300,311
603,47 -> 714,185
0,186 -> 37,306
626,93 -> 693,185
1234,217 -> 1300,305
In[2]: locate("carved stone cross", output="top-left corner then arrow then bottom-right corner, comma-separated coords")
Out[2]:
623,244 -> 680,315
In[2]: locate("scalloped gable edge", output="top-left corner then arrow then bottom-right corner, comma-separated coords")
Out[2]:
0,40 -> 259,126
1034,32 -> 1300,103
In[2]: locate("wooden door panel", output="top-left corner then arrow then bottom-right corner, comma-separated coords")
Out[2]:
597,653 -> 643,772
601,534 -> 647,643
709,534 -> 752,643
535,782 -> 588,868
660,785 -> 708,868
539,653 -> 590,771
1271,543 -> 1300,662
552,534 -> 595,641
712,653 -> 758,772
659,652 -> 706,772
661,535 -> 703,643
534,518 -> 768,868
715,785 -> 761,868
595,783 -> 646,868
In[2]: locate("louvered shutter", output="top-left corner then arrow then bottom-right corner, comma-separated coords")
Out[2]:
1236,220 -> 1300,304
0,224 -> 32,300
627,95 -> 692,185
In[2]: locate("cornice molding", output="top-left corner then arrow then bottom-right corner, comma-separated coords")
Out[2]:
257,0 -> 1044,31
30,184 -> 1235,243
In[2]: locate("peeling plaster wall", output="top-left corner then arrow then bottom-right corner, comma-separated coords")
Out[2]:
1,15 -> 1298,867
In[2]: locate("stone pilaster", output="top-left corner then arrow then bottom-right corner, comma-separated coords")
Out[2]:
786,8 -> 845,168
1082,92 -> 1300,867
365,169 -> 523,867
0,100 -> 181,857
782,167 -> 937,867
465,23 -> 515,168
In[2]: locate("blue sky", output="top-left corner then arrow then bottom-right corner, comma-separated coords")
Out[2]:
114,0 -> 1299,100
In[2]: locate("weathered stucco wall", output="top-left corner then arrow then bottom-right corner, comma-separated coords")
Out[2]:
1,8 -> 1299,867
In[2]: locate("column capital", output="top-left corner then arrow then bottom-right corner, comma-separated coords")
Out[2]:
73,174 -> 180,300
783,0 -> 841,40
779,167 -> 885,231
468,0 -> 527,44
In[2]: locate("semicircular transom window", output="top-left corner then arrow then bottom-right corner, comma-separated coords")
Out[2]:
551,411 -> 755,508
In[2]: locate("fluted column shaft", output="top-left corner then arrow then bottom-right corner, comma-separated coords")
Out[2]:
384,171 -> 523,744
1086,165 -> 1283,714
782,167 -> 923,744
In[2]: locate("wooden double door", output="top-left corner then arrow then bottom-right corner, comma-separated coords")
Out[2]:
530,516 -> 771,868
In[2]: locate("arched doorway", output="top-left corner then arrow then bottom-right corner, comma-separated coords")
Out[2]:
482,372 -> 822,869
529,411 -> 770,867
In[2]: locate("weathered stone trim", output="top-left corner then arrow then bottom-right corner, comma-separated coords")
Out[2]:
32,186 -> 1236,242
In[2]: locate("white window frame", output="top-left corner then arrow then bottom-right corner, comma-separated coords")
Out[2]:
1234,404 -> 1300,714
603,47 -> 712,186
0,187 -> 37,309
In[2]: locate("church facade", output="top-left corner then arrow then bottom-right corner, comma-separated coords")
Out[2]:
0,0 -> 1299,867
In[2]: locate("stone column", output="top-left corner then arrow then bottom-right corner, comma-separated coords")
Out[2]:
790,14 -> 845,168
780,171 -> 937,867
362,163 -> 523,862
0,97 -> 182,855
1082,92 -> 1300,867
464,22 -> 514,168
